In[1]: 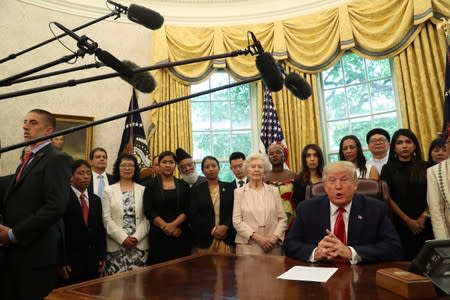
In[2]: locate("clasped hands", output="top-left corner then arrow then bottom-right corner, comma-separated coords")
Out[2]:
211,225 -> 228,240
252,232 -> 279,253
162,222 -> 182,237
314,229 -> 352,261
0,224 -> 11,247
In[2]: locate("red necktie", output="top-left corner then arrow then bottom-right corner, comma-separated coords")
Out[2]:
334,207 -> 346,244
16,151 -> 32,182
80,193 -> 89,225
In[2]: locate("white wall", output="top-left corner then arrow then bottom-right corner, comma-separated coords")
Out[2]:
0,1 -> 155,174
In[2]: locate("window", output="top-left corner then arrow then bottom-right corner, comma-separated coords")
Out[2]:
191,71 -> 258,181
319,52 -> 400,161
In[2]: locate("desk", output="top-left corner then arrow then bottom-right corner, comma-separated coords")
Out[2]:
46,254 -> 448,299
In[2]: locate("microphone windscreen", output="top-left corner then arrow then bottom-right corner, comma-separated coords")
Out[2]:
121,60 -> 156,93
255,52 -> 284,92
285,73 -> 312,100
128,4 -> 164,30
96,49 -> 134,79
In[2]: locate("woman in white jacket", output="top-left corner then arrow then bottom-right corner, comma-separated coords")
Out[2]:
102,154 -> 150,275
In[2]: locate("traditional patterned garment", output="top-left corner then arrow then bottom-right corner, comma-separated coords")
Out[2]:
103,191 -> 148,275
427,159 -> 450,239
265,179 -> 296,228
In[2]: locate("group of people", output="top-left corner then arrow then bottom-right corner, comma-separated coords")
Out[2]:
0,108 -> 448,299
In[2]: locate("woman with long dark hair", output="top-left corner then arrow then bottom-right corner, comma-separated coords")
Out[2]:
143,151 -> 191,264
427,137 -> 448,167
293,144 -> 325,203
190,156 -> 235,254
380,129 -> 433,259
339,135 -> 379,179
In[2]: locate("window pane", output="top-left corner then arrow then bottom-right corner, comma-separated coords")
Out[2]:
350,116 -> 372,142
231,131 -> 252,154
343,54 -> 366,85
211,101 -> 231,130
327,120 -> 349,151
324,88 -> 346,121
367,59 -> 391,80
211,89 -> 229,101
347,84 -> 370,117
322,60 -> 344,89
370,79 -> 395,113
231,100 -> 251,129
230,84 -> 250,101
193,132 -> 211,159
212,133 -> 231,159
192,102 -> 211,130
373,112 -> 399,134
191,80 -> 210,102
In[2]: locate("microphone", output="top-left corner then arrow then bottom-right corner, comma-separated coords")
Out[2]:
54,22 -> 98,54
284,73 -> 312,100
249,32 -> 284,92
121,60 -> 156,93
95,49 -> 134,79
127,4 -> 164,30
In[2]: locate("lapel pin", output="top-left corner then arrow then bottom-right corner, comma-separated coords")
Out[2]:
357,215 -> 363,220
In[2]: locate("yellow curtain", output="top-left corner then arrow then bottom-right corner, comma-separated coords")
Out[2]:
148,0 -> 449,172
393,21 -> 448,154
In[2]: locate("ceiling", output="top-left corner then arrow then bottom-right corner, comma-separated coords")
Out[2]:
20,0 -> 353,26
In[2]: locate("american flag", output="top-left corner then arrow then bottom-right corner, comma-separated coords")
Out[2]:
259,84 -> 289,167
442,42 -> 450,133
117,88 -> 151,168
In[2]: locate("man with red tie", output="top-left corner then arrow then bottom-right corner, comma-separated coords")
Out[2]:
61,160 -> 106,285
284,161 -> 402,264
0,109 -> 72,299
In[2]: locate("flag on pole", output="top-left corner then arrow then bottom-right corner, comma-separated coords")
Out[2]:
118,89 -> 151,168
259,84 -> 289,167
442,42 -> 450,133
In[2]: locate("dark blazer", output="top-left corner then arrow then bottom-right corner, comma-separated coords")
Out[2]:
190,181 -> 236,248
87,172 -> 114,197
229,178 -> 248,190
284,194 -> 403,263
1,144 -> 72,299
62,189 -> 106,285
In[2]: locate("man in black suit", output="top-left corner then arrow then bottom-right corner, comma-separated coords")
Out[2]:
87,147 -> 114,198
0,109 -> 72,299
61,159 -> 106,285
228,152 -> 247,189
284,161 -> 403,264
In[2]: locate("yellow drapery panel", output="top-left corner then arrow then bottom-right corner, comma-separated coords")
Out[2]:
150,68 -> 192,158
147,0 -> 449,171
393,21 -> 448,155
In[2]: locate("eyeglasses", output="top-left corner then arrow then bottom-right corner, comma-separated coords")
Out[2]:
369,138 -> 387,144
119,164 -> 135,169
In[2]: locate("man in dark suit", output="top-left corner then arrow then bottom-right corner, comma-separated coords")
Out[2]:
0,109 -> 72,299
61,159 -> 106,285
228,152 -> 247,189
284,161 -> 402,264
87,147 -> 114,198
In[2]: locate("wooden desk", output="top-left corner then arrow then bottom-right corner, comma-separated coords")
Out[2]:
47,254 -> 448,299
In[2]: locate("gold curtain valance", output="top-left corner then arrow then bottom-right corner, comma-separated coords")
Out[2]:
151,0 -> 449,78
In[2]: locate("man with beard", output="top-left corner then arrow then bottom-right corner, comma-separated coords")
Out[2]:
175,148 -> 206,187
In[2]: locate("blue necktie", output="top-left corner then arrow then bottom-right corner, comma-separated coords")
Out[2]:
98,175 -> 105,198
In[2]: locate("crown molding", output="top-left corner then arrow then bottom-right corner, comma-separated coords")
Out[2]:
20,0 -> 352,26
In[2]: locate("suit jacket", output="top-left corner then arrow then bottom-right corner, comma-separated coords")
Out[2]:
284,194 -> 403,263
1,144 -> 72,299
427,160 -> 450,239
190,181 -> 236,248
63,189 -> 106,283
233,183 -> 287,244
87,172 -> 114,198
102,182 -> 150,252
229,178 -> 248,190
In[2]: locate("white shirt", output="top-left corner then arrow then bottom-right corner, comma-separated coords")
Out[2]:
367,155 -> 388,174
235,177 -> 248,188
71,186 -> 89,208
92,170 -> 109,196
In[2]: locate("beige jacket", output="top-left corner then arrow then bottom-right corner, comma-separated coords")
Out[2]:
427,159 -> 450,239
233,183 -> 287,244
102,182 -> 150,251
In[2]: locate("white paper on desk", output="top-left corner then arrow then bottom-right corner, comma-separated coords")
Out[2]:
277,266 -> 338,282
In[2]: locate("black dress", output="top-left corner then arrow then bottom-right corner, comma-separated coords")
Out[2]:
380,160 -> 433,260
144,176 -> 191,264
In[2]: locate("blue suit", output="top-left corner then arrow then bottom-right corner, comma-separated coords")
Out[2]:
284,194 -> 403,263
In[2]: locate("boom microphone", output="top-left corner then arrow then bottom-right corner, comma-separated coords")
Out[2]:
249,32 -> 283,92
95,49 -> 134,79
127,4 -> 164,30
284,73 -> 312,100
121,60 -> 156,93
54,22 -> 98,54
